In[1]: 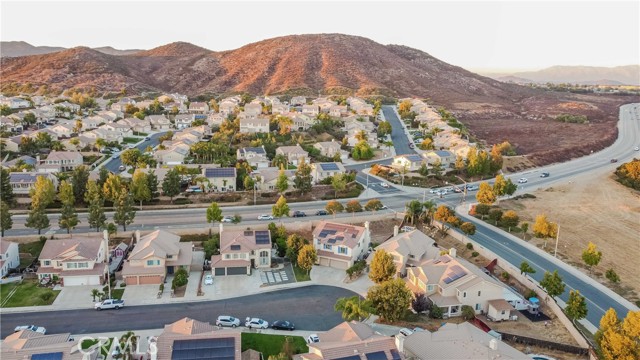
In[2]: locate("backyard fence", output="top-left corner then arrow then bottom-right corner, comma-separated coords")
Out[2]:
500,331 -> 589,355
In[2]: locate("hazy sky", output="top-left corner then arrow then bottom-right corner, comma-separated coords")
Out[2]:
1,0 -> 638,71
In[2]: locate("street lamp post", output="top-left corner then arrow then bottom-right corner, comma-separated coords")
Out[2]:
454,175 -> 467,203
553,224 -> 560,258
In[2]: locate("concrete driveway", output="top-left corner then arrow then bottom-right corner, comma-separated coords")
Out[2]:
54,285 -> 104,309
310,266 -> 373,297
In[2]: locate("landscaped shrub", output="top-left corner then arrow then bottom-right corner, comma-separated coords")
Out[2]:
466,243 -> 474,250
461,305 -> 476,320
120,283 -> 126,288
172,268 -> 189,289
429,305 -> 443,319
525,289 -> 537,299
412,293 -> 430,313
501,271 -> 510,280
471,251 -> 479,257
174,198 -> 192,205
346,260 -> 366,280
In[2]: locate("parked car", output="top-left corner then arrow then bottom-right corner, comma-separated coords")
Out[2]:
315,210 -> 328,216
185,186 -> 203,193
204,274 -> 213,285
517,178 -> 528,183
271,320 -> 295,331
408,143 -> 415,149
380,182 -> 389,188
144,137 -> 151,141
398,328 -> 414,337
111,153 -> 119,159
540,172 -> 550,178
466,184 -> 479,191
94,299 -> 125,310
245,318 -> 269,329
610,158 -> 618,163
118,165 -> 126,171
221,216 -> 233,223
257,214 -> 274,220
380,205 -> 388,210
635,146 -> 639,151
307,334 -> 320,343
216,316 -> 240,328
292,211 -> 306,217
14,325 -> 46,334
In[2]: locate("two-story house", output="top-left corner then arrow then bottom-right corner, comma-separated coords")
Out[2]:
239,117 -> 269,134
329,105 -> 348,117
290,96 -> 306,107
203,167 -> 237,192
48,123 -> 75,138
368,230 -> 440,277
146,115 -> 172,130
423,150 -> 455,168
392,154 -> 425,172
174,114 -> 196,130
153,318 -> 242,360
406,251 -> 510,318
313,140 -> 347,161
211,225 -> 272,276
288,113 -> 314,132
237,146 -> 270,169
0,240 -> 20,278
244,103 -> 263,118
37,234 -> 107,286
122,230 -> 193,285
301,104 -> 319,116
313,221 -> 371,270
8,172 -> 58,195
188,102 -> 209,114
38,151 -> 83,172
253,167 -> 295,191
310,162 -> 346,184
119,117 -> 152,133
275,145 -> 309,166
272,103 -> 290,115
102,122 -> 133,138
218,100 -> 238,116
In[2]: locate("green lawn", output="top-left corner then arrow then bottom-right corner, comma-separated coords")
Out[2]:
82,338 -> 113,357
0,280 -> 60,307
19,241 -> 45,268
110,288 -> 125,300
292,265 -> 311,282
241,333 -> 307,358
122,137 -> 140,144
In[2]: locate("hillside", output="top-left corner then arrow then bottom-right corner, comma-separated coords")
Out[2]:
1,34 -> 638,164
0,41 -> 142,58
483,65 -> 640,86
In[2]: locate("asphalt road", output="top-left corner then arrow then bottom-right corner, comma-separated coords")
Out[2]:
102,132 -> 167,174
0,285 -> 356,338
381,105 -> 416,156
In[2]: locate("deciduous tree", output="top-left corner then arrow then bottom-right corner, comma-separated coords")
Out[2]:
30,176 -> 55,209
85,180 -> 106,232
532,214 -> 558,240
206,202 -> 223,229
519,261 -> 536,277
0,201 -> 13,236
275,167 -> 289,194
297,244 -> 317,275
58,180 -> 79,235
476,182 -> 496,205
293,158 -> 312,194
364,199 -> 383,212
605,268 -> 620,283
325,200 -> 344,217
501,210 -> 519,228
434,205 -> 457,234
113,188 -> 136,231
272,195 -> 290,220
103,173 -> 124,203
367,278 -> 412,322
368,249 -> 396,284
460,222 -> 476,236
331,174 -> 347,198
345,200 -> 362,215
493,174 -> 507,196
377,121 -> 392,137
162,168 -> 181,203
130,170 -> 151,209
565,290 -> 588,322
540,270 -> 565,299
582,242 -> 602,272
285,234 -> 308,265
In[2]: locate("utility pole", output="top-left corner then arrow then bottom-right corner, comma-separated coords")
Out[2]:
103,230 -> 112,300
553,224 -> 560,258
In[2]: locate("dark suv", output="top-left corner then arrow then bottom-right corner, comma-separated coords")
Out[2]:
315,210 -> 328,216
540,172 -> 550,178
292,211 -> 306,217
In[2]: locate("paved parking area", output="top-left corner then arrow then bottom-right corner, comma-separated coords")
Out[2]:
260,264 -> 295,286
368,182 -> 402,194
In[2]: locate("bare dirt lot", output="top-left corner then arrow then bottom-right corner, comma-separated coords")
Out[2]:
500,173 -> 640,304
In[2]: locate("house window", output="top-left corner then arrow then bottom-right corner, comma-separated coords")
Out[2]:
66,263 -> 77,269
409,254 -> 415,259
146,260 -> 155,266
167,255 -> 173,259
225,254 -> 231,260
463,292 -> 467,298
501,310 -> 505,315
476,304 -> 481,310
478,291 -> 481,297
233,254 -> 239,259
44,260 -> 50,266
338,247 -> 348,255
78,262 -> 88,268
323,244 -> 332,250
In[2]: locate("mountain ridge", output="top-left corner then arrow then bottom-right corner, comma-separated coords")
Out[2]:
0,41 -> 142,58
482,65 -> 640,85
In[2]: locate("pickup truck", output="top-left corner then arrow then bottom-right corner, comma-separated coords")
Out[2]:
94,299 -> 125,310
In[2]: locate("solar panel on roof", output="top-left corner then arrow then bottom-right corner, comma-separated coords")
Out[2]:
390,349 -> 402,360
318,231 -> 329,238
31,353 -> 64,360
334,236 -> 344,242
335,356 -> 361,360
230,245 -> 241,251
255,231 -> 270,244
443,277 -> 454,284
205,168 -> 236,178
255,230 -> 270,237
172,338 -> 236,360
320,163 -> 340,171
326,229 -> 337,235
365,351 -> 389,360
327,238 -> 336,244
244,230 -> 253,236
407,155 -> 423,162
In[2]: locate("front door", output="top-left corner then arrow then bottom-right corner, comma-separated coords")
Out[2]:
167,266 -> 174,275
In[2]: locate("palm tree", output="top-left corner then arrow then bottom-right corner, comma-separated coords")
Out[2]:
272,154 -> 287,168
421,200 -> 437,226
90,288 -> 100,302
51,141 -> 65,151
405,200 -> 423,225
119,331 -> 138,360
334,296 -> 371,321
355,130 -> 368,142
95,138 -> 106,153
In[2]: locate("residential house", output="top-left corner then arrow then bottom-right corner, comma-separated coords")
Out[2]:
288,113 -> 315,131
313,98 -> 337,113
55,101 -> 81,114
392,154 -> 425,172
8,172 -> 58,195
119,117 -> 152,133
313,221 -> 371,270
38,151 -> 83,172
294,321 -> 402,360
188,102 -> 210,114
165,101 -> 188,114
152,318 -> 242,360
397,322 -> 528,359
219,100 -> 238,116
83,115 -> 106,130
61,135 -> 95,151
101,122 -> 133,138
237,146 -> 270,169
37,234 -> 107,286
423,150 -> 455,168
239,116 -> 270,134
313,141 -> 345,159
97,110 -> 123,121
207,112 -> 226,127
369,230 -> 440,277
290,96 -> 306,106
175,114 -> 196,130
211,225 -> 272,276
275,145 -> 309,166
146,115 -> 171,130
109,98 -> 136,112
2,330 -> 96,360
0,97 -> 30,109
311,162 -> 346,184
0,240 -> 20,278
272,103 -> 290,114
329,105 -> 348,117
48,123 -> 75,138
301,104 -> 319,116
203,167 -> 237,192
0,116 -> 22,133
253,167 -> 295,191
1,135 -> 21,152
155,145 -> 189,164
84,128 -> 123,143
244,103 -> 263,118
1,155 -> 37,170
406,251 -> 510,317
122,230 -> 193,285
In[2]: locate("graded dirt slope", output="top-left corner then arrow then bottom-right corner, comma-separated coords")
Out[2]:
500,172 -> 640,303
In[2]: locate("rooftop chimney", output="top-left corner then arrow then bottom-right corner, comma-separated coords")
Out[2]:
489,338 -> 498,350
393,225 -> 399,237
449,248 -> 457,258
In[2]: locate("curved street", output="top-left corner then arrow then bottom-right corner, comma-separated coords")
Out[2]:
0,285 -> 356,338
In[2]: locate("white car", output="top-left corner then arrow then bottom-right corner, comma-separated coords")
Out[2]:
221,216 -> 233,223
14,325 -> 46,334
635,146 -> 639,151
204,274 -> 213,285
216,316 -> 240,328
398,328 -> 414,337
257,214 -> 273,220
518,178 -> 528,184
245,318 -> 269,329
380,182 -> 389,188
307,334 -> 320,343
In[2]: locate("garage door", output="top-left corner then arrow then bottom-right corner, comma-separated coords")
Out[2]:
226,266 -> 248,275
139,275 -> 163,285
330,260 -> 349,270
125,276 -> 139,286
64,275 -> 100,286
214,268 -> 226,276
320,257 -> 330,267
